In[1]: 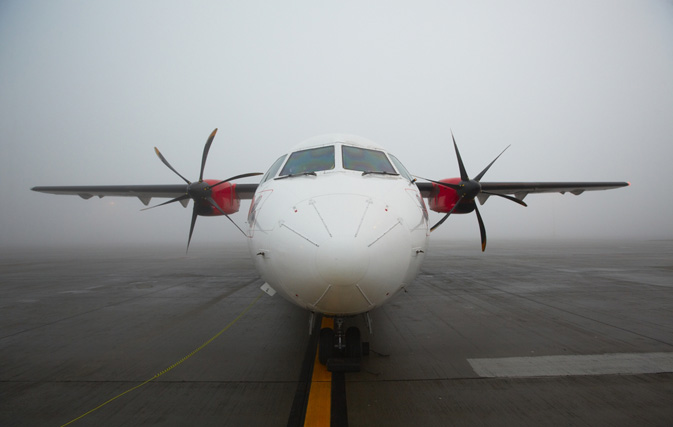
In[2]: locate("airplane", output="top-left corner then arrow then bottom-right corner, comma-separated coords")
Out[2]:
32,129 -> 629,371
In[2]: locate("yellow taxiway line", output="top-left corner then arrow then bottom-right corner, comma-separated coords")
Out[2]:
303,316 -> 334,426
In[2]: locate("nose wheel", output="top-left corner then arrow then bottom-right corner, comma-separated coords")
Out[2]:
345,326 -> 362,358
318,317 -> 367,372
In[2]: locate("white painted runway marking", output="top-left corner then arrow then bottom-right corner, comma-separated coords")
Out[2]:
468,352 -> 673,378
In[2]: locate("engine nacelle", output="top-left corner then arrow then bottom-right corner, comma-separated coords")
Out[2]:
427,178 -> 475,214
196,179 -> 241,216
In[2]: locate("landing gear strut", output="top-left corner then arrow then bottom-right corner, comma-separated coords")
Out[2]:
318,316 -> 367,372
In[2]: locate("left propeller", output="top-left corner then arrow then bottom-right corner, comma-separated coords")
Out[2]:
419,133 -> 527,252
144,128 -> 262,251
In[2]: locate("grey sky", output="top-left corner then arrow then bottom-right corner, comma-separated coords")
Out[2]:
1,1 -> 671,248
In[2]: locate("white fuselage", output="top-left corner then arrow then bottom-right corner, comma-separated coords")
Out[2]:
246,135 -> 429,316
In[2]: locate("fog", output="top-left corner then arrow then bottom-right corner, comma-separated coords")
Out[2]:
1,1 -> 672,249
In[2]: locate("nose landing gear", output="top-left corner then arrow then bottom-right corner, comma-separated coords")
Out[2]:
318,316 -> 368,372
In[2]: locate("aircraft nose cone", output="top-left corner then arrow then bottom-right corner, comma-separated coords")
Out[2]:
315,235 -> 369,286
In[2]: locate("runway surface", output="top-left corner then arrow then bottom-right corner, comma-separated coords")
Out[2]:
1,239 -> 672,426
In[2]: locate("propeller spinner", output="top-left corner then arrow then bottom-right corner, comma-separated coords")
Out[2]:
419,133 -> 527,251
145,128 -> 262,251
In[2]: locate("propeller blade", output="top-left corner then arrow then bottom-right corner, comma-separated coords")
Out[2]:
430,212 -> 450,232
451,132 -> 470,181
206,197 -> 248,237
154,147 -> 191,184
474,205 -> 487,252
150,128 -> 263,251
141,194 -> 190,211
186,205 -> 199,253
199,128 -> 218,182
474,145 -> 510,182
205,196 -> 228,217
482,191 -> 528,207
414,176 -> 461,191
210,172 -> 264,189
429,133 -> 517,251
430,195 -> 464,232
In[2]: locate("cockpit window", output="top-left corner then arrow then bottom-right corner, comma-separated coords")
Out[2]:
342,145 -> 396,174
279,146 -> 335,176
388,154 -> 414,181
260,154 -> 287,183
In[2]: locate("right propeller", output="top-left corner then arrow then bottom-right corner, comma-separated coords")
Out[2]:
144,128 -> 262,251
419,133 -> 527,251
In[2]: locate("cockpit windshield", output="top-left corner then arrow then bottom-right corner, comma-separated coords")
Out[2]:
279,146 -> 335,176
260,154 -> 287,183
388,154 -> 414,181
342,145 -> 396,174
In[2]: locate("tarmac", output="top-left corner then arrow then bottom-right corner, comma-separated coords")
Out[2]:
1,239 -> 672,426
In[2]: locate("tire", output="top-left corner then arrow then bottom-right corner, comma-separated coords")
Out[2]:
345,326 -> 362,358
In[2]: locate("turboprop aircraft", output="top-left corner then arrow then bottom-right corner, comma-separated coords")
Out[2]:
32,129 -> 629,370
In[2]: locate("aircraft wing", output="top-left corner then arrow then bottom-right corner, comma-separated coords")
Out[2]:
478,181 -> 629,200
31,184 -> 259,206
415,181 -> 629,201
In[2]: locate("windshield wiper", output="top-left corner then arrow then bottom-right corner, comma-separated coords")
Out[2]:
275,172 -> 317,180
361,171 -> 399,176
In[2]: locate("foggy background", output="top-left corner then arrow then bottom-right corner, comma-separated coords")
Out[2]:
1,1 -> 671,250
